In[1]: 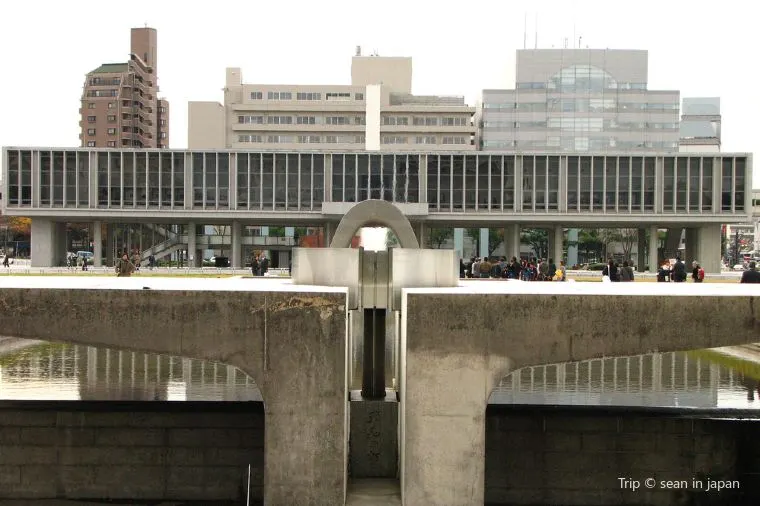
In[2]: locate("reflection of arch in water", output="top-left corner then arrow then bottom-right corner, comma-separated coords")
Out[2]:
487,350 -> 753,408
330,199 -> 419,249
73,346 -> 262,402
0,342 -> 262,402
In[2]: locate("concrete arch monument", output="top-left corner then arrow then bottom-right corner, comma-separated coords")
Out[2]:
330,200 -> 419,249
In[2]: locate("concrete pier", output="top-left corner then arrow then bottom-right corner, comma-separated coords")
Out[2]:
400,281 -> 760,505
0,277 -> 348,506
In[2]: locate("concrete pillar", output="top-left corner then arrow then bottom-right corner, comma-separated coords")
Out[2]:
231,220 -> 242,269
454,228 -> 464,260
324,222 -> 334,247
545,228 -> 553,262
30,219 -> 66,267
567,228 -> 579,267
699,224 -> 722,274
187,222 -> 197,267
93,221 -> 102,267
665,227 -> 683,258
106,224 -> 114,267
552,226 -> 564,265
416,222 -> 427,249
479,228 -> 489,258
505,224 -> 521,260
637,229 -> 646,271
649,226 -> 659,272
402,344 -> 507,505
685,228 -> 699,266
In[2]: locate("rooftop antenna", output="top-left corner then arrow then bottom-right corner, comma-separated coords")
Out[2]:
573,24 -> 576,48
579,36 -> 582,49
534,13 -> 538,49
356,45 -> 361,56
523,12 -> 527,49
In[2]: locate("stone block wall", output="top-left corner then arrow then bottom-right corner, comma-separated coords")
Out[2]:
485,407 -> 757,506
0,402 -> 264,502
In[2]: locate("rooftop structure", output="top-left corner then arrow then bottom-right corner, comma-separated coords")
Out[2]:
680,97 -> 721,152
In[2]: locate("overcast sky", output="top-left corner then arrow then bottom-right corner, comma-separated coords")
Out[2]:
1,0 -> 756,184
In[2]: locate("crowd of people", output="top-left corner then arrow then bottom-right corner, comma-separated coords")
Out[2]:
460,256 -> 567,281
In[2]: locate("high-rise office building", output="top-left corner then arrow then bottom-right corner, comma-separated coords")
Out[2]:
79,27 -> 169,149
188,50 -> 476,151
479,49 -> 680,152
679,97 -> 721,152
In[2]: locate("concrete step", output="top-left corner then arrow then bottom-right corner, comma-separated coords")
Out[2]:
346,478 -> 401,505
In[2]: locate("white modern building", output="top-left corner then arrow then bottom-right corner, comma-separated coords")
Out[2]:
188,50 -> 476,152
1,146 -> 751,275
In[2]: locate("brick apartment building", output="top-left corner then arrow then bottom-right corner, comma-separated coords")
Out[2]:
79,27 -> 169,148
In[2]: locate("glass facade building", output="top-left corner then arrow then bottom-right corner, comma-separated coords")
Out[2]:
3,148 -> 750,217
480,49 -> 680,152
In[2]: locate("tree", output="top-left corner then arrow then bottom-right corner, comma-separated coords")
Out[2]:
618,229 -> 638,260
577,229 -> 603,263
386,229 -> 399,248
3,217 -> 31,237
427,228 -> 453,249
597,229 -> 621,260
465,228 -> 503,257
520,229 -> 548,259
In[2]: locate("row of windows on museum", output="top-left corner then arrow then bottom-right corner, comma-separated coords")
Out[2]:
237,115 -> 471,127
481,139 -> 680,150
483,119 -> 679,131
482,99 -> 678,113
5,151 -> 747,214
237,134 -> 469,145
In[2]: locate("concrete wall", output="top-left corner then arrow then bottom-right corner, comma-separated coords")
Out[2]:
188,101 -> 226,149
401,291 -> 760,505
0,402 -> 264,502
485,407 -> 757,505
0,286 -> 348,506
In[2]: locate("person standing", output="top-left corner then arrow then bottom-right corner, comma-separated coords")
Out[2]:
740,261 -> 760,283
116,254 -> 135,277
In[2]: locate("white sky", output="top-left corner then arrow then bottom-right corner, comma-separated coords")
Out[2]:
1,0 -> 757,185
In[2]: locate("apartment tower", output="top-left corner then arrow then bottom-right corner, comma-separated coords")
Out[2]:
79,27 -> 169,148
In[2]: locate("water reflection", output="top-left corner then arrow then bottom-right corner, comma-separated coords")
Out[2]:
0,339 -> 262,402
491,346 -> 760,409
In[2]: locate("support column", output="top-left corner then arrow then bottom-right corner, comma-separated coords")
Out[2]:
231,220 -> 242,269
324,222 -> 334,247
505,224 -> 521,260
30,219 -> 66,268
546,228 -> 554,261
416,222 -> 427,249
685,228 -> 699,267
93,221 -> 102,267
698,224 -> 722,274
479,228 -> 489,258
665,227 -> 682,259
105,224 -> 114,267
454,228 -> 464,260
567,228 -> 579,267
649,226 -> 659,273
552,226 -> 564,265
637,229 -> 646,271
187,222 -> 197,267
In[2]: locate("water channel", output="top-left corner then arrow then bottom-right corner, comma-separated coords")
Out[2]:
2,337 -> 760,410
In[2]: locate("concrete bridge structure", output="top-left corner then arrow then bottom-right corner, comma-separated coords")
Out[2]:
1,200 -> 759,505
